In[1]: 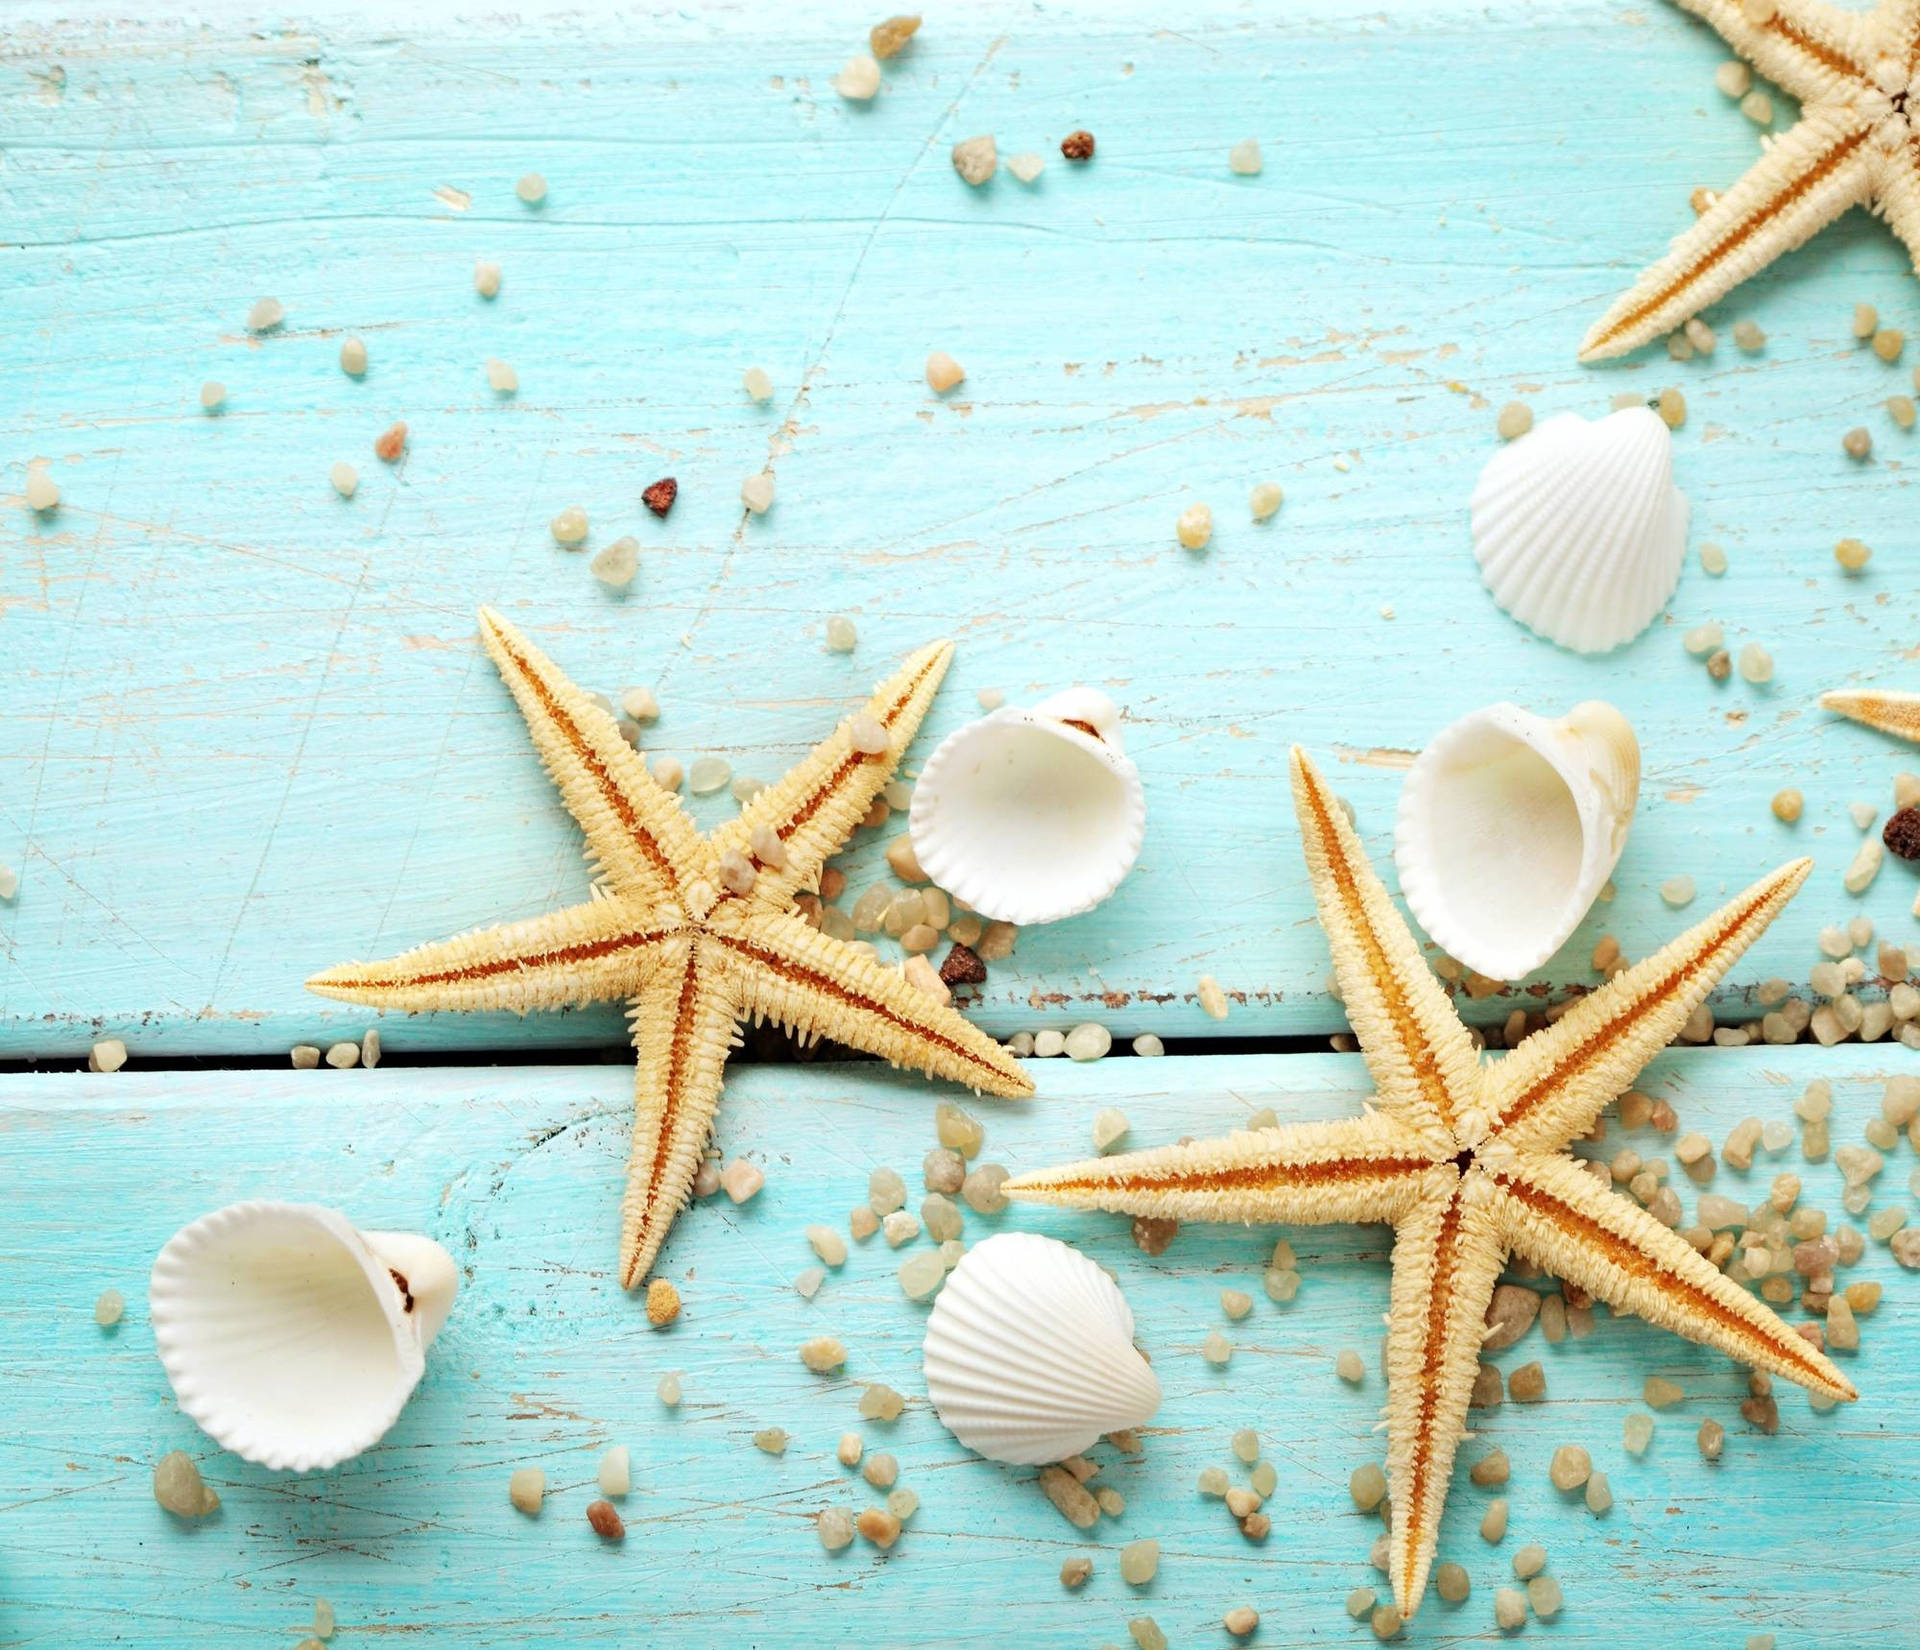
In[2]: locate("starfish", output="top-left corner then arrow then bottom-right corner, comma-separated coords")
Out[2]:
310,609 -> 1031,1289
1581,0 -> 1920,361
1822,685 -> 1920,743
1007,749 -> 1854,1620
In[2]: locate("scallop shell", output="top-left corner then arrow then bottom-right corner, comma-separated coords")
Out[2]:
1471,407 -> 1688,654
149,1201 -> 457,1471
908,688 -> 1145,927
1394,701 -> 1640,983
923,1231 -> 1161,1465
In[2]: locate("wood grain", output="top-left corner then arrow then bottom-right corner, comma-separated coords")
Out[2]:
2,1050 -> 1914,1646
5,2 -> 1920,1056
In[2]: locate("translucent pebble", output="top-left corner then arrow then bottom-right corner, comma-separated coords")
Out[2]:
887,1486 -> 919,1521
1527,1576 -> 1564,1619
720,1158 -> 763,1202
807,1224 -> 849,1266
1202,1330 -> 1232,1366
1065,1023 -> 1112,1061
1250,481 -> 1284,520
1231,1427 -> 1259,1462
23,466 -> 59,512
1585,1470 -> 1612,1514
1699,541 -> 1727,574
1221,1288 -> 1252,1320
486,357 -> 518,394
199,380 -> 226,412
1119,1538 -> 1158,1584
936,1102 -> 983,1156
590,537 -> 639,588
1197,1465 -> 1230,1496
1093,1107 -> 1131,1150
818,1506 -> 855,1550
899,1249 -> 946,1299
1251,1460 -> 1277,1496
753,1427 -> 789,1455
741,473 -> 775,514
551,506 -> 588,547
1176,502 -> 1212,550
1481,1499 -> 1509,1542
515,172 -> 547,204
1623,1412 -> 1654,1454
1738,642 -> 1774,683
1007,151 -> 1044,183
862,1451 -> 898,1488
597,1444 -> 630,1495
94,1288 -> 125,1326
794,1266 -> 825,1299
1496,401 -> 1533,440
1548,1444 -> 1591,1489
1350,1461 -> 1387,1509
1714,59 -> 1751,96
1129,1619 -> 1167,1650
743,367 -> 774,402
825,615 -> 857,652
657,1371 -> 682,1406
861,1383 -> 905,1421
153,1451 -> 219,1518
1336,1348 -> 1365,1383
868,1165 -> 908,1214
688,756 -> 732,795
474,260 -> 502,298
1228,138 -> 1263,175
834,52 -> 881,100
961,1164 -> 1009,1213
925,352 -> 966,393
882,1210 -> 920,1247
246,296 -> 284,332
1660,875 -> 1696,907
1495,1587 -> 1527,1630
1033,1028 -> 1066,1058
1436,1562 -> 1470,1604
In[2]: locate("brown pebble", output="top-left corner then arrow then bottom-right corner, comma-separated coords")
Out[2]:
1482,1284 -> 1540,1350
856,1506 -> 902,1549
645,1277 -> 681,1327
1239,1510 -> 1271,1541
1038,1465 -> 1100,1528
374,421 -> 408,462
939,943 -> 988,986
1508,1361 -> 1546,1402
1061,129 -> 1095,161
1884,807 -> 1920,861
642,477 -> 678,517
1060,1555 -> 1093,1589
586,1499 -> 625,1540
1740,1392 -> 1779,1434
1132,1215 -> 1178,1255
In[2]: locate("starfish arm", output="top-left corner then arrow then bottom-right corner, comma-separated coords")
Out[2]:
714,907 -> 1031,1098
1383,1174 -> 1512,1621
1487,1152 -> 1855,1401
477,607 -> 710,902
618,936 -> 738,1289
1873,139 -> 1920,274
1822,686 -> 1920,744
306,896 -> 676,1014
1580,109 -> 1877,361
713,641 -> 955,912
1482,858 -> 1810,1153
1673,0 -> 1881,95
1004,1110 -> 1437,1227
1290,749 -> 1478,1146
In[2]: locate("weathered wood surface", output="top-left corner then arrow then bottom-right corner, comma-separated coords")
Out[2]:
5,1 -> 1920,1057
2,1050 -> 1915,1647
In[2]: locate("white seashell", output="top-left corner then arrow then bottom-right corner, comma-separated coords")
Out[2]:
149,1201 -> 457,1471
1470,407 -> 1688,654
923,1231 -> 1161,1464
1394,701 -> 1640,983
908,689 -> 1145,926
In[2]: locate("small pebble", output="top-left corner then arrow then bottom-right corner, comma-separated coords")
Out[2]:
1060,1555 -> 1093,1590
1772,789 -> 1803,824
1481,1499 -> 1509,1542
1129,1619 -> 1166,1650
1496,401 -> 1533,441
835,53 -> 881,101
153,1451 -> 219,1518
952,135 -> 997,185
1739,642 -> 1773,684
23,466 -> 59,512
1065,1023 -> 1112,1062
1585,1470 -> 1612,1514
863,1452 -> 898,1489
1660,875 -> 1696,907
1699,541 -> 1727,575
1698,1417 -> 1725,1460
926,352 -> 965,393
246,297 -> 284,333
1527,1577 -> 1563,1620
1202,1330 -> 1231,1365
551,506 -> 588,548
1176,502 -> 1212,550
753,1427 -> 790,1456
870,13 -> 921,57
94,1287 -> 125,1327
596,1444 -> 630,1496
323,1040 -> 358,1069
1133,1033 -> 1165,1057
374,421 -> 407,462
508,1466 -> 545,1514
591,537 -> 639,589
586,1499 -> 625,1540
1119,1538 -> 1158,1585
1890,394 -> 1918,429
1733,318 -> 1765,351
1874,327 -> 1905,363
818,1506 -> 856,1551
657,1371 -> 682,1406
1844,426 -> 1873,460
1350,1461 -> 1387,1510
1007,152 -> 1045,184
1740,89 -> 1774,124
474,260 -> 501,298
800,1335 -> 847,1373
485,357 -> 518,395
1657,386 -> 1686,428
1494,1587 -> 1527,1630
1714,59 -> 1751,97
1228,138 -> 1263,175
199,380 -> 226,412
721,1159 -> 764,1203
824,615 -> 858,653
900,1249 -> 946,1299
89,1038 -> 128,1074
1224,1606 -> 1259,1637
516,173 -> 547,205
1250,481 -> 1284,520
1061,129 -> 1095,161
646,1277 -> 681,1327
741,473 -> 775,515
1836,536 -> 1872,572
1336,1348 -> 1365,1383
1197,974 -> 1229,1019
856,1507 -> 901,1549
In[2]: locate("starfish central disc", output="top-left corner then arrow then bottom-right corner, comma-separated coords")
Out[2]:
310,609 -> 1031,1289
1008,747 -> 1852,1620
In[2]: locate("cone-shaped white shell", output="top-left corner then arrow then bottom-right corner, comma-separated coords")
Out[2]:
149,1201 -> 458,1472
923,1231 -> 1161,1465
908,690 -> 1145,927
1394,701 -> 1640,983
1471,407 -> 1688,654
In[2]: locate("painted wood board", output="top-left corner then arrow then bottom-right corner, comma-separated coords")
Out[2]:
2,1049 -> 1916,1647
5,1 -> 1920,1057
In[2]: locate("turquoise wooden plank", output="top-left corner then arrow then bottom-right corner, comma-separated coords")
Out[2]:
6,2 -> 1920,1056
1,1049 -> 1915,1647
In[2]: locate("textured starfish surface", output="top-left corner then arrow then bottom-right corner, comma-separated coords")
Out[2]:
1823,685 -> 1920,744
312,609 -> 1031,1288
1582,0 -> 1920,360
1007,749 -> 1853,1619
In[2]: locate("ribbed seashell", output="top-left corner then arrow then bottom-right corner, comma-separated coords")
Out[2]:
149,1201 -> 457,1471
1394,701 -> 1640,983
908,688 -> 1145,926
923,1231 -> 1161,1465
1471,407 -> 1688,654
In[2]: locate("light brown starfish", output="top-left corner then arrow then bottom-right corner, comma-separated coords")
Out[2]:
1007,748 -> 1853,1620
1823,686 -> 1920,743
311,609 -> 1031,1288
1582,0 -> 1920,361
